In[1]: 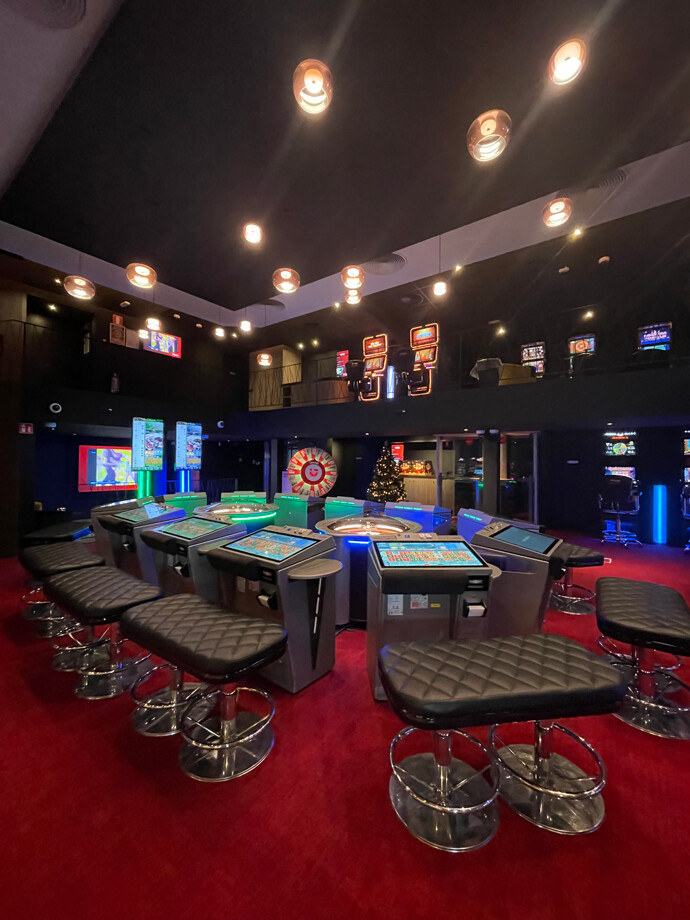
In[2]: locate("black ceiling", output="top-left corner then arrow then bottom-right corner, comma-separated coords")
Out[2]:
1,0 -> 690,311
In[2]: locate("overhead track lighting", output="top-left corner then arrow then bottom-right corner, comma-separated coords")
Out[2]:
273,268 -> 300,294
549,39 -> 587,85
63,275 -> 95,300
126,263 -> 157,289
543,197 -> 573,228
341,265 -> 364,289
293,59 -> 333,115
467,110 -> 512,162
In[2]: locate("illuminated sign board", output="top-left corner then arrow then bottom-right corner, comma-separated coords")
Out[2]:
143,331 -> 182,358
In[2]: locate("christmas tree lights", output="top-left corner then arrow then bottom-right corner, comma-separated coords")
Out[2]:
367,443 -> 407,503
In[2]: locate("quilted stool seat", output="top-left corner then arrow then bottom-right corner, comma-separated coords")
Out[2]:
18,543 -> 105,637
122,596 -> 287,782
21,520 -> 92,547
43,568 -> 161,698
550,542 -> 605,616
378,633 -> 626,851
596,577 -> 690,739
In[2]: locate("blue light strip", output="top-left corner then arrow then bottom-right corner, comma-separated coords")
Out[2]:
652,484 -> 667,544
346,538 -> 371,546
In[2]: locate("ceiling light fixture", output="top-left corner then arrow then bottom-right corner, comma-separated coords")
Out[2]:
542,197 -> 573,228
548,39 -> 587,85
273,268 -> 300,294
454,264 -> 463,272
231,332 -> 238,339
497,326 -> 506,336
333,302 -> 340,308
239,319 -> 252,333
195,322 -> 203,328
341,265 -> 364,289
257,353 -> 273,367
345,288 -> 361,305
571,227 -> 583,238
297,342 -> 305,350
138,329 -> 149,339
558,266 -> 570,274
120,301 -> 130,307
63,275 -> 95,300
243,223 -> 262,244
146,317 -> 161,331
584,310 -> 594,319
293,59 -> 333,115
53,277 -> 61,284
432,280 -> 448,297
598,255 -> 610,264
126,263 -> 157,289
173,313 -> 181,319
214,327 -> 226,338
47,303 -> 57,311
467,109 -> 512,162
312,338 -> 319,347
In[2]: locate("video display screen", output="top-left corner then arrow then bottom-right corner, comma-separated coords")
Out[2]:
364,355 -> 386,374
604,432 -> 637,457
225,530 -> 316,562
605,466 -> 636,480
77,445 -> 137,493
638,323 -> 671,351
683,437 -> 690,456
160,518 -> 226,539
523,359 -> 544,376
569,335 -> 596,356
175,421 -> 202,471
685,469 -> 690,483
143,331 -> 182,358
363,334 -> 387,357
521,342 -> 545,362
132,417 -> 164,471
492,526 -> 558,555
336,350 -> 349,378
375,541 -> 484,568
115,504 -> 170,523
414,346 -> 437,366
410,324 -> 439,348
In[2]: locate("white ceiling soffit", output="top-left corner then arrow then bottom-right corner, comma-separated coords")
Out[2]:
0,141 -> 689,327
0,0 -> 124,197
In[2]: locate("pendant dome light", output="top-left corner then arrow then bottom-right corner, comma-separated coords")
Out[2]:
273,268 -> 300,294
239,319 -> 252,333
432,280 -> 448,297
257,353 -> 273,367
243,223 -> 263,245
126,263 -> 157,289
345,288 -> 361,305
542,197 -> 573,228
467,110 -> 512,162
549,39 -> 587,85
63,275 -> 95,300
293,59 -> 333,115
341,265 -> 365,289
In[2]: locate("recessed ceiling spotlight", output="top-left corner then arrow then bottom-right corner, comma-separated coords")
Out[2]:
120,301 -> 131,308
243,223 -> 262,245
543,197 -> 573,228
467,109 -> 512,162
432,280 -> 448,297
138,329 -> 149,339
146,317 -> 161,331
173,313 -> 181,319
558,266 -> 570,273
598,255 -> 611,264
47,303 -> 57,311
584,309 -> 594,319
548,39 -> 587,85
126,263 -> 157,289
297,342 -> 305,350
231,332 -> 238,339
496,326 -> 506,336
239,319 -> 252,333
64,275 -> 95,300
454,264 -> 463,272
273,268 -> 300,294
293,59 -> 332,115
312,338 -> 319,347
571,227 -> 583,238
53,277 -> 61,284
333,302 -> 341,308
341,265 -> 364,289
195,322 -> 203,328
214,327 -> 226,338
345,288 -> 361,305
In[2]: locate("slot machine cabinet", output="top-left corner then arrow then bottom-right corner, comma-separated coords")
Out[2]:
361,334 -> 388,401
409,323 -> 439,396
520,341 -> 545,377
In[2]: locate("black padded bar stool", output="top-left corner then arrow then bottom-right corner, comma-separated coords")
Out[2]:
44,567 -> 161,698
21,520 -> 92,547
18,543 -> 105,641
550,542 -> 605,615
596,577 -> 690,739
379,633 -> 626,852
122,595 -> 287,782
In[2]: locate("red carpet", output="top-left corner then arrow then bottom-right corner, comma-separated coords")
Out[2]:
1,539 -> 689,920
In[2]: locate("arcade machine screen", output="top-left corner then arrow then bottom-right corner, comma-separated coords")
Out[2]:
78,446 -> 137,493
375,541 -> 484,568
175,421 -> 203,470
363,335 -> 388,359
226,530 -> 317,562
683,435 -> 690,456
638,323 -> 671,351
605,465 -> 636,480
364,355 -> 386,374
685,469 -> 690,483
491,526 -> 559,554
159,518 -> 227,539
604,432 -> 637,456
409,324 -> 439,395
132,417 -> 164,471
116,504 -> 170,523
568,335 -> 596,355
521,342 -> 545,376
414,346 -> 438,366
336,350 -> 349,378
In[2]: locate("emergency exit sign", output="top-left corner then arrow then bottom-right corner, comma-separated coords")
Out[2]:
18,423 -> 34,434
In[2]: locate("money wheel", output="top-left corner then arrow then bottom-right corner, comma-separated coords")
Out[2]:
287,448 -> 337,497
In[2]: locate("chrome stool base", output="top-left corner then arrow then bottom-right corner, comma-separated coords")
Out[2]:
489,721 -> 607,836
51,627 -> 109,673
75,652 -> 149,700
550,569 -> 596,616
616,678 -> 690,740
132,685 -> 209,737
179,686 -> 276,782
388,728 -> 499,853
35,614 -> 81,640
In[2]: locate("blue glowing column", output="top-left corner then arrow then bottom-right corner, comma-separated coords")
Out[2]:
652,484 -> 667,544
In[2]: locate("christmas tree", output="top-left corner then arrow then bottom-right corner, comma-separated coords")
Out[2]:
367,442 -> 407,502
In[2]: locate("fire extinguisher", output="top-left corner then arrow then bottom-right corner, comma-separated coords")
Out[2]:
110,372 -> 119,394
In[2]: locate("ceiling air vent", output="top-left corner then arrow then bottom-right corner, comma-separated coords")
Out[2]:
362,252 -> 407,275
0,0 -> 86,29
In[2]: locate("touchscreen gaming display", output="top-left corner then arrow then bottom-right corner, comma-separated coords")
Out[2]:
414,346 -> 437,366
131,417 -> 164,471
568,335 -> 596,355
175,421 -> 202,470
115,504 -> 169,522
604,432 -> 637,457
364,355 -> 386,373
410,324 -> 439,348
363,335 -> 388,357
160,518 -> 226,539
605,466 -> 636,480
375,542 -> 484,568
492,526 -> 558,555
521,342 -> 545,362
225,530 -> 316,562
638,323 -> 671,351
